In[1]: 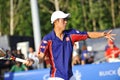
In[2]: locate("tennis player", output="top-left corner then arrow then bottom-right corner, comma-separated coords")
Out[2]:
26,11 -> 115,80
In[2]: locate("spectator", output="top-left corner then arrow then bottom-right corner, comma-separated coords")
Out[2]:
72,42 -> 80,66
86,46 -> 94,64
0,49 -> 15,79
105,39 -> 120,62
81,45 -> 88,65
11,49 -> 17,57
28,47 -> 39,69
15,47 -> 25,59
10,61 -> 28,72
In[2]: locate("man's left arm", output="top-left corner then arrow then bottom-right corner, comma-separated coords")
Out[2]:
87,32 -> 105,38
87,30 -> 116,40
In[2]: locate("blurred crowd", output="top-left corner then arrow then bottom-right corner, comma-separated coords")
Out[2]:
0,40 -> 120,80
72,42 -> 95,66
0,47 -> 39,80
71,40 -> 120,66
0,44 -> 95,79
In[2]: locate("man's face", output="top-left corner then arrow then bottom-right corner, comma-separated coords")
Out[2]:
55,18 -> 68,31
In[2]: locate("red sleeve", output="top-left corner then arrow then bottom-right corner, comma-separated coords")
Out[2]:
70,34 -> 88,44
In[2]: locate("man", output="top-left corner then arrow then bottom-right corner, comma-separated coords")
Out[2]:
81,45 -> 88,65
28,47 -> 39,69
72,42 -> 80,66
26,11 -> 115,80
105,39 -> 120,62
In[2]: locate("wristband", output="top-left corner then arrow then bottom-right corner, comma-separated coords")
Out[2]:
103,32 -> 107,36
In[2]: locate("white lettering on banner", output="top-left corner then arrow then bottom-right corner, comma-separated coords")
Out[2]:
99,67 -> 120,77
43,74 -> 49,80
74,70 -> 82,80
99,70 -> 116,76
42,67 -> 120,79
117,67 -> 120,76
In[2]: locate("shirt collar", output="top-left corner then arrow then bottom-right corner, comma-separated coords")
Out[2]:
51,29 -> 66,40
51,30 -> 56,40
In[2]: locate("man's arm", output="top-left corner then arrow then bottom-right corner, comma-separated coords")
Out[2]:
87,30 -> 116,40
37,52 -> 45,63
87,32 -> 105,38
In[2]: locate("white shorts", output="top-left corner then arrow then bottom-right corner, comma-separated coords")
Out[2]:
48,76 -> 76,80
48,77 -> 64,80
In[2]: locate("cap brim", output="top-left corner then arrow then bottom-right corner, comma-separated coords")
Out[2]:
63,13 -> 70,18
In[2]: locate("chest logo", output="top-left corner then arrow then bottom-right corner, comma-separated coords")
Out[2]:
66,37 -> 70,41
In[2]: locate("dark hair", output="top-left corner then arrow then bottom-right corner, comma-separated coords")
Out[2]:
52,24 -> 54,28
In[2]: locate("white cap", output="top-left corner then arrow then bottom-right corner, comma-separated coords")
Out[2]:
51,11 -> 70,24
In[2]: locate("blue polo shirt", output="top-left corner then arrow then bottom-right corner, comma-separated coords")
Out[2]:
39,29 -> 88,80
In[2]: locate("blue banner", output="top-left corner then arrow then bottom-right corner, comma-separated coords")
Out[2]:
4,62 -> 120,80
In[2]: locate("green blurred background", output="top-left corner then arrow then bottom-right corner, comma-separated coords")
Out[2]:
0,0 -> 120,38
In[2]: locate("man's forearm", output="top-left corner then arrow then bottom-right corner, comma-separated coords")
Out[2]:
87,32 -> 105,38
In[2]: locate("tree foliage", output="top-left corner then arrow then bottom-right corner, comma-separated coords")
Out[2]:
0,0 -> 120,37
